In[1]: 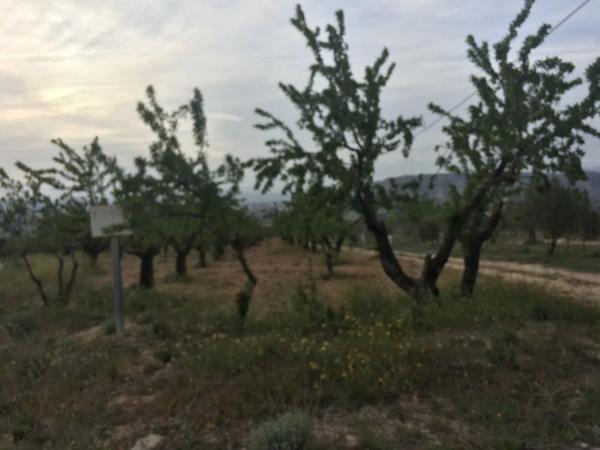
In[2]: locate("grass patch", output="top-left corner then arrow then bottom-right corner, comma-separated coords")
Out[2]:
1,241 -> 600,448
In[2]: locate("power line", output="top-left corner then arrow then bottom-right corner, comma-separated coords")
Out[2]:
414,0 -> 594,139
546,0 -> 592,37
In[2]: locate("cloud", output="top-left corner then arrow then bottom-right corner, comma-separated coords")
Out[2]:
0,0 -> 598,186
206,112 -> 243,122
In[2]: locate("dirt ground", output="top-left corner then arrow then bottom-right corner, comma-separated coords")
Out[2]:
392,250 -> 600,306
3,239 -> 600,449
104,240 -> 600,312
105,241 -> 425,316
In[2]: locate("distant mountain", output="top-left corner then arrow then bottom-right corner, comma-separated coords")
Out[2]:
242,171 -> 600,212
381,171 -> 600,206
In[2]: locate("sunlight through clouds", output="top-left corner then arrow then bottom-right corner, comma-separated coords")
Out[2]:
1,0 -> 599,184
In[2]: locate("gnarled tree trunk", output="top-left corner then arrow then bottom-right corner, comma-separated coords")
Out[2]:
175,250 -> 187,277
460,238 -> 483,297
196,244 -> 207,268
231,240 -> 258,333
139,252 -> 155,288
357,191 -> 420,298
458,200 -> 504,297
21,252 -> 49,306
547,238 -> 558,256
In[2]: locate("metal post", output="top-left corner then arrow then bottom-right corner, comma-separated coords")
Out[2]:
110,236 -> 125,334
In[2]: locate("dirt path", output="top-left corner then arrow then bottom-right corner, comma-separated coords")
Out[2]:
353,248 -> 600,306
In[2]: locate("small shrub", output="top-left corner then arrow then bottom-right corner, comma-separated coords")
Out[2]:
345,287 -> 405,323
4,311 -> 38,339
290,278 -> 334,331
136,310 -> 155,325
250,410 -> 313,450
151,321 -> 173,339
487,331 -> 519,368
154,348 -> 173,364
531,306 -> 549,322
102,320 -> 116,335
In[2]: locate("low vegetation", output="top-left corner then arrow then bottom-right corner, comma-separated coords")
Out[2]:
0,1 -> 599,449
1,240 -> 599,449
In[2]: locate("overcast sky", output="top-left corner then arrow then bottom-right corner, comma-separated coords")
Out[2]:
1,0 -> 599,196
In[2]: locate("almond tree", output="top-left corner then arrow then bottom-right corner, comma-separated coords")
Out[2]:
0,170 -> 79,305
113,157 -> 163,288
274,185 -> 359,276
136,86 -> 217,278
429,0 -> 600,295
15,137 -> 118,266
249,5 -> 429,299
137,85 -> 262,322
537,179 -> 584,256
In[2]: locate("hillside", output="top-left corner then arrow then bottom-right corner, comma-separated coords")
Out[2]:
381,171 -> 600,205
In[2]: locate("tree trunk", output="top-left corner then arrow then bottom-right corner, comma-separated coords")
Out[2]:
231,241 -> 258,333
81,237 -> 107,268
525,226 -> 537,245
419,225 -> 461,297
548,238 -> 558,256
21,253 -> 49,306
334,235 -> 345,256
175,250 -> 187,277
61,253 -> 79,304
140,253 -> 155,288
197,246 -> 207,268
357,193 -> 420,298
459,200 -> 505,297
325,251 -> 334,277
87,250 -> 101,268
54,253 -> 65,301
213,240 -> 226,261
460,238 -> 483,297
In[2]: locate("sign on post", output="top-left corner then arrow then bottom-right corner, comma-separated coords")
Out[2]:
90,205 -> 131,238
90,205 -> 131,335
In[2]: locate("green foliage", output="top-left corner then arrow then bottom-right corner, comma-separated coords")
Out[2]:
0,172 -> 81,305
134,85 -> 262,289
249,410 -> 313,450
289,276 -> 332,332
507,177 -> 598,252
3,310 -> 38,340
1,138 -> 118,303
412,278 -> 600,333
102,320 -> 116,336
427,0 -> 600,294
0,168 -> 57,253
15,137 -> 117,262
114,157 -> 164,255
136,86 -> 207,273
251,5 -> 420,197
487,330 -> 519,369
431,0 -> 600,186
249,4 -> 422,296
537,179 -> 585,247
344,286 -> 405,323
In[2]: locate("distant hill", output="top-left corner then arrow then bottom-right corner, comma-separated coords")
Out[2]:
381,171 -> 600,206
242,171 -> 600,210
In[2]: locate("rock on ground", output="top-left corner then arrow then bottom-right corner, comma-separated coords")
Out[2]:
131,434 -> 163,450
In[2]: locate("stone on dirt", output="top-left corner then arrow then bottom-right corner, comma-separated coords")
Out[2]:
131,433 -> 164,450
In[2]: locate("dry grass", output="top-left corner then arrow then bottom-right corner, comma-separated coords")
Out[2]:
1,239 -> 600,449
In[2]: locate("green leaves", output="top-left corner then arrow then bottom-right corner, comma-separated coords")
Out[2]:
431,0 -> 599,196
132,84 -> 260,260
251,5 -> 420,211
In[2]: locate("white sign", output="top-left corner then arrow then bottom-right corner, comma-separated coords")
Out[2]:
90,205 -> 132,238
